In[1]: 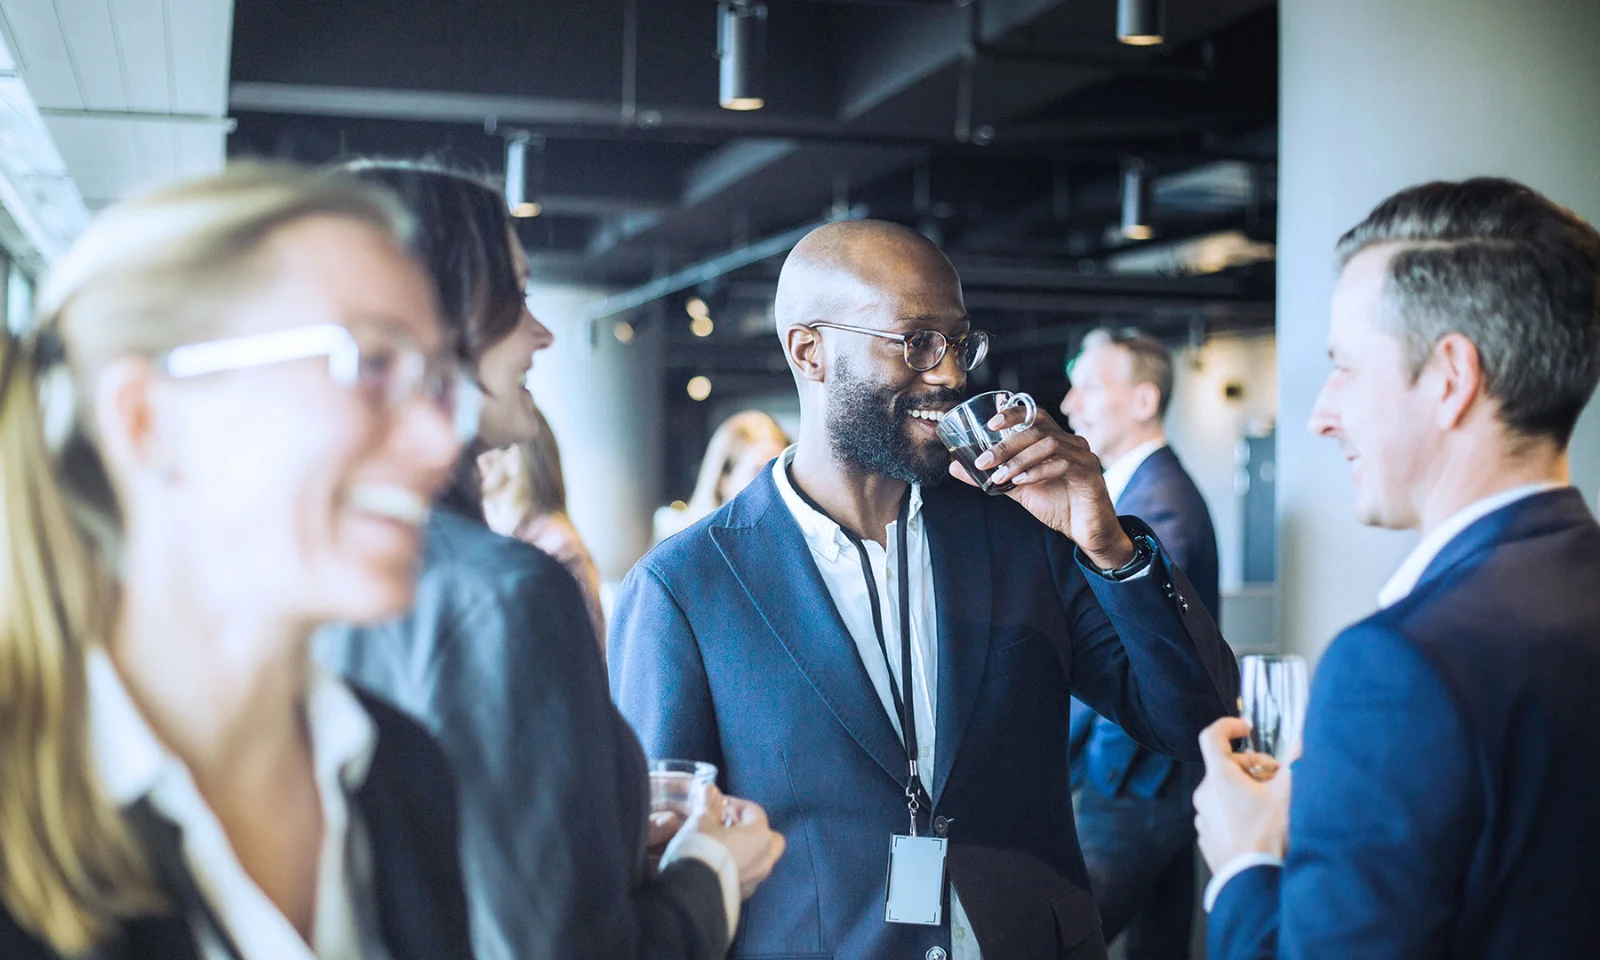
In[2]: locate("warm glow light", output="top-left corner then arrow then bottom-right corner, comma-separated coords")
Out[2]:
512,201 -> 543,218
720,97 -> 765,111
687,376 -> 713,401
1119,34 -> 1163,45
690,316 -> 715,338
613,321 -> 636,344
1122,225 -> 1155,241
685,297 -> 710,319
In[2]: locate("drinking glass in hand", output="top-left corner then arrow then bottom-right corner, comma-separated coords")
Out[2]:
1239,654 -> 1308,781
648,759 -> 717,818
937,390 -> 1039,494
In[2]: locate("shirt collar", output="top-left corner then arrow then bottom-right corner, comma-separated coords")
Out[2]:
772,446 -> 924,563
89,648 -> 379,807
1101,437 -> 1167,506
1377,482 -> 1566,608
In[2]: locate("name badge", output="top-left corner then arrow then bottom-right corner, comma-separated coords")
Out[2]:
884,834 -> 947,925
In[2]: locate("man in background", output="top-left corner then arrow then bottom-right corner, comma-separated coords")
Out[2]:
1062,328 -> 1220,958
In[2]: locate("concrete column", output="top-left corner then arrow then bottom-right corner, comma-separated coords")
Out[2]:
524,287 -> 664,583
1277,0 -> 1600,664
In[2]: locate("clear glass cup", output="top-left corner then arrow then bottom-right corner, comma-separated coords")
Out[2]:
1239,654 -> 1308,780
936,390 -> 1039,495
647,759 -> 718,818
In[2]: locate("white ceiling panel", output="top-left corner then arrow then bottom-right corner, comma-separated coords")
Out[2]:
111,0 -> 173,113
0,1 -> 84,109
166,0 -> 230,116
0,0 -> 234,241
51,0 -> 124,109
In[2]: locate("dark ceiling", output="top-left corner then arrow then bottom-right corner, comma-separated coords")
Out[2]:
227,0 -> 1279,495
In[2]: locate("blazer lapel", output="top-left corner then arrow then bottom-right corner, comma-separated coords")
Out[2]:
712,473 -> 911,788
1414,488 -> 1590,596
921,486 -> 992,806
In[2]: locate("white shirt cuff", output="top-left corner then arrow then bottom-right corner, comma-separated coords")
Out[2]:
660,830 -> 741,947
1203,853 -> 1284,912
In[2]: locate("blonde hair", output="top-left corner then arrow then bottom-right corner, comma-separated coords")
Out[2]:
687,410 -> 790,516
0,163 -> 410,953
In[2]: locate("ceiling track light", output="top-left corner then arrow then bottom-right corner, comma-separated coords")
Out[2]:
1117,0 -> 1164,46
504,132 -> 545,218
1121,158 -> 1155,241
718,1 -> 767,111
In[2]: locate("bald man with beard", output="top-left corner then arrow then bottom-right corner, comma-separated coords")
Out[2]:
610,221 -> 1238,960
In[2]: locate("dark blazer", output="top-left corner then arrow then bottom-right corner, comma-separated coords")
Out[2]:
1209,488 -> 1600,960
0,692 -> 472,960
611,470 -> 1239,960
1071,445 -> 1221,798
318,509 -> 727,960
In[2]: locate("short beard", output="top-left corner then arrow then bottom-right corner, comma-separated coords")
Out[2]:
826,356 -> 963,486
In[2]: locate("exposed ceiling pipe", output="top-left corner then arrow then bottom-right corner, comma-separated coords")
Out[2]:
586,203 -> 868,319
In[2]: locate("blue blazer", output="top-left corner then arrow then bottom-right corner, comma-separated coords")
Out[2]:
0,691 -> 471,960
611,470 -> 1239,960
1070,445 -> 1221,798
1209,488 -> 1600,959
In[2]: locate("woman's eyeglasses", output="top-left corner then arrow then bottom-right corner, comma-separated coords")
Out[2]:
158,324 -> 482,441
805,321 -> 990,372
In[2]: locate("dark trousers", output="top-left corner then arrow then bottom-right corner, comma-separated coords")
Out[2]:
1075,778 -> 1196,960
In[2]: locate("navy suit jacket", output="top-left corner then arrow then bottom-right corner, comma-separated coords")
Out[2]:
1209,488 -> 1600,959
1070,445 -> 1221,798
611,469 -> 1239,960
0,691 -> 471,960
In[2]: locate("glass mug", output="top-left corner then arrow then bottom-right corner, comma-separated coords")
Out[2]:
1238,654 -> 1308,780
647,759 -> 718,818
936,390 -> 1039,495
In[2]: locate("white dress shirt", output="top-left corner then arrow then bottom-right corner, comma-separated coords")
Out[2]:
89,649 -> 381,960
773,448 -> 984,959
1101,437 -> 1168,506
1202,482 -> 1567,912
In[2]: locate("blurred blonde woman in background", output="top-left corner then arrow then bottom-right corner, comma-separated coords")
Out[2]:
0,166 -> 476,960
478,405 -> 606,650
653,410 -> 789,543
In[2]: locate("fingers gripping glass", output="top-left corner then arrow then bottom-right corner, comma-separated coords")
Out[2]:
158,324 -> 483,441
806,321 -> 990,372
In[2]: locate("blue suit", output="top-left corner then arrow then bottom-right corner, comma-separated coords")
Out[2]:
1209,488 -> 1600,959
611,469 -> 1239,960
1070,446 -> 1220,957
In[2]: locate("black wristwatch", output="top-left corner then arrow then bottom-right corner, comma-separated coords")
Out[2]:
1097,533 -> 1156,581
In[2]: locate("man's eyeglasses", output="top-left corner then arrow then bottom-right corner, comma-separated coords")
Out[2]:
805,321 -> 990,373
159,323 -> 483,441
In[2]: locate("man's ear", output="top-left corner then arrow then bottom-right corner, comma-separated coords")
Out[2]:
1131,381 -> 1162,424
89,357 -> 169,483
1429,332 -> 1484,431
785,325 -> 827,384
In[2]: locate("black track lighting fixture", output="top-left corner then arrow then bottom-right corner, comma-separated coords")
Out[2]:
1121,158 -> 1155,241
718,1 -> 767,111
1117,0 -> 1164,46
504,132 -> 545,218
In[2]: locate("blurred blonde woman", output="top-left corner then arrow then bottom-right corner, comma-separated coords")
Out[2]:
478,405 -> 606,650
0,166 -> 475,959
654,410 -> 789,543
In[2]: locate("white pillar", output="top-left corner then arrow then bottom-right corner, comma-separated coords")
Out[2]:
1277,0 -> 1600,664
525,287 -> 665,583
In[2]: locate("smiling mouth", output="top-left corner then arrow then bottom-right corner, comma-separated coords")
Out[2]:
908,408 -> 948,423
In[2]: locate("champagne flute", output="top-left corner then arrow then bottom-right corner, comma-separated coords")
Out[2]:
1239,654 -> 1308,780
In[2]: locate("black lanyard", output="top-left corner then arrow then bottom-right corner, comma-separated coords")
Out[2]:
788,468 -> 929,834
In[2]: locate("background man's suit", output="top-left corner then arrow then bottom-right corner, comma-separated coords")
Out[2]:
1069,445 -> 1219,957
611,469 -> 1238,960
318,508 -> 728,960
1209,488 -> 1600,959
